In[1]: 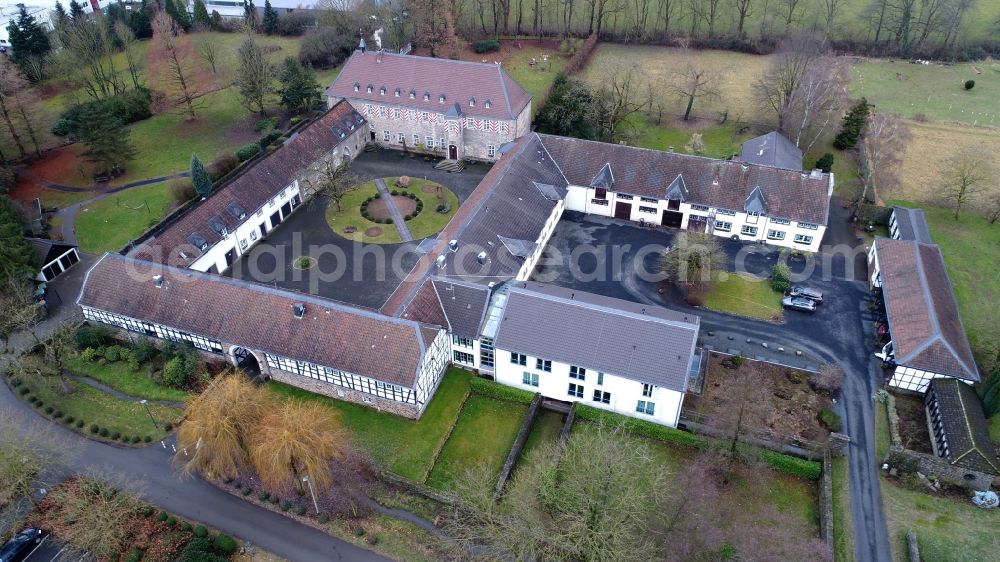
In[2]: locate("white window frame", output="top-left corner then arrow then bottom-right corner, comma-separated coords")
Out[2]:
487,145 -> 496,158
741,225 -> 758,236
767,230 -> 786,240
715,221 -> 732,232
794,234 -> 814,245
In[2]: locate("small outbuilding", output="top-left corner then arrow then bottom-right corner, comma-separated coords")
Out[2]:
27,238 -> 81,282
925,378 -> 999,475
739,131 -> 803,171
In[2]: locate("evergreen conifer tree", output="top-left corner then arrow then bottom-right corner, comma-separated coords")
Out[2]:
190,154 -> 212,197
262,0 -> 278,34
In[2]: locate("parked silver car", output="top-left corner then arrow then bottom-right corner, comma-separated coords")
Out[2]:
782,296 -> 817,313
788,286 -> 824,304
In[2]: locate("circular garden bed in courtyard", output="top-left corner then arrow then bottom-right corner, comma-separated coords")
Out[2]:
325,177 -> 459,244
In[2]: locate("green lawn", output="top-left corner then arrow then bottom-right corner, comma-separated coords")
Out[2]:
875,399 -> 891,461
989,414 -> 1000,449
74,181 -> 175,253
832,457 -> 856,562
265,368 -> 472,481
503,46 -> 568,117
20,378 -> 180,441
325,178 -> 459,244
520,409 -> 564,462
397,178 -> 459,240
63,355 -> 189,403
425,394 -> 527,491
702,272 -> 783,321
881,477 -> 1000,562
891,201 -> 1000,369
850,59 -> 1000,125
619,116 -> 753,157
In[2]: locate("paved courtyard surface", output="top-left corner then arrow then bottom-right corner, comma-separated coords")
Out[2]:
226,151 -> 491,309
534,211 -> 891,562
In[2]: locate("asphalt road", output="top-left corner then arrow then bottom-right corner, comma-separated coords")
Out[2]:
0,380 -> 389,562
538,211 -> 892,562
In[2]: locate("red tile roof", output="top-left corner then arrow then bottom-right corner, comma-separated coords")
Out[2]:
538,134 -> 832,225
327,50 -> 531,120
875,238 -> 979,381
78,253 -> 434,387
133,101 -> 365,267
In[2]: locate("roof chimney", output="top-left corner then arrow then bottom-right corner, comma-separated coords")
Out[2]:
810,169 -> 823,179
153,275 -> 163,288
435,255 -> 446,268
448,239 -> 458,252
292,303 -> 306,319
477,251 -> 488,265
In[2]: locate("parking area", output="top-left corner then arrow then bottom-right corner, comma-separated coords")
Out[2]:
226,151 -> 491,309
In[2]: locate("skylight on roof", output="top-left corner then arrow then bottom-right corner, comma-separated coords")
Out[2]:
225,202 -> 246,221
208,217 -> 228,237
186,233 -> 209,252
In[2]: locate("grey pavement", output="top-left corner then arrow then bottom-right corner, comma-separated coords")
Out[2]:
536,211 -> 891,562
373,178 -> 413,242
348,150 -> 490,205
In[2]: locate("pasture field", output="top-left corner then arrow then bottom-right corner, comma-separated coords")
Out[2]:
849,58 -> 1000,125
894,121 -> 1000,203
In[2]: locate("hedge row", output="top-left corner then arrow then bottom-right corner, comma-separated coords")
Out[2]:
757,450 -> 822,480
469,376 -> 536,404
574,404 -> 710,449
565,33 -> 599,75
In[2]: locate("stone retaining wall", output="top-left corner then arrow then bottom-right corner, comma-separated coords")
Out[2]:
494,393 -> 543,500
266,369 -> 420,419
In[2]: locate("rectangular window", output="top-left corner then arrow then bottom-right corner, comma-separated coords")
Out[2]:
510,352 -> 527,366
594,187 -> 607,199
741,225 -> 758,236
639,206 -> 657,214
383,130 -> 390,141
256,209 -> 263,217
597,372 -> 604,385
616,193 -> 634,200
570,366 -> 586,380
487,145 -> 496,158
640,197 -> 658,203
798,222 -> 819,230
480,337 -> 495,369
591,199 -> 609,206
592,390 -> 611,404
250,230 -> 258,241
536,358 -> 552,372
636,400 -> 655,415
770,217 -> 790,225
690,204 -> 710,212
452,335 -> 474,348
453,350 -> 475,364
716,208 -> 736,216
568,383 -> 584,398
239,238 -> 248,250
439,138 -> 446,150
715,221 -> 732,232
794,234 -> 814,245
523,372 -> 539,387
642,383 -> 654,397
767,230 -> 786,240
413,134 -> 420,145
393,108 -> 400,119
426,136 -> 434,148
397,132 -> 405,144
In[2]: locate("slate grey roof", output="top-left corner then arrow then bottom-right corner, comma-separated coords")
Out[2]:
493,282 -> 700,391
432,278 -> 492,338
875,238 -> 979,381
740,131 -> 803,171
744,186 -> 767,214
892,206 -> 933,244
665,174 -> 688,201
927,378 -> 999,474
590,163 -> 614,188
26,238 -> 76,266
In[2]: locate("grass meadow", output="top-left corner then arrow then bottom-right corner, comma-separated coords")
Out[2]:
74,181 -> 175,253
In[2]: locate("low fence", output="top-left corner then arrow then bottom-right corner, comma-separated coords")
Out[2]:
494,393 -> 543,500
679,409 -> 826,460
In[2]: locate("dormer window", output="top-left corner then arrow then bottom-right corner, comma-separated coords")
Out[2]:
353,82 -> 360,92
484,99 -> 492,109
379,86 -> 386,95
394,87 -> 400,97
469,97 -> 476,107
439,94 -> 446,103
423,92 -> 430,101
409,89 -> 416,99
366,84 -> 373,93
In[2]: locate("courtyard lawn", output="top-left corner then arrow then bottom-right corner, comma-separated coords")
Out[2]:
265,368 -> 472,481
425,394 -> 527,491
892,201 -> 1000,368
701,272 -> 783,322
502,44 -> 568,116
832,457 -> 856,562
325,181 -> 402,244
875,398 -> 891,461
63,355 -> 189,403
397,178 -> 460,240
849,59 -> 1000,125
881,476 -> 1000,562
519,409 -> 564,462
74,181 -> 176,253
21,378 -> 180,441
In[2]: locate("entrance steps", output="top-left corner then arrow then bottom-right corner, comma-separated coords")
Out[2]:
364,143 -> 381,153
434,159 -> 466,172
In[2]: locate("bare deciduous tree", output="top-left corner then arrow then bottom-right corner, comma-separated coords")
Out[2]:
783,57 -> 850,152
0,278 -> 42,351
733,0 -> 753,38
658,231 -> 725,293
940,149 -> 993,220
811,363 -> 845,395
754,32 -> 829,133
856,112 -> 910,207
668,43 -> 722,121
197,34 -> 222,75
0,56 -> 44,158
593,65 -> 649,142
302,159 -> 357,211
45,476 -> 145,559
147,12 -> 213,119
0,411 -> 74,509
61,14 -> 126,101
236,34 -> 275,116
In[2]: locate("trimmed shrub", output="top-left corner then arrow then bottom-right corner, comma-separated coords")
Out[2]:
259,130 -> 283,148
296,506 -> 306,516
193,525 -> 208,538
208,154 -> 239,182
281,500 -> 291,511
141,506 -> 155,517
157,510 -> 169,522
236,143 -> 261,162
64,415 -> 74,423
18,387 -> 29,396
818,408 -> 842,432
144,435 -> 152,442
813,153 -> 834,173
258,492 -> 270,502
90,424 -> 99,434
575,404 -> 711,449
177,537 -> 228,562
964,79 -> 975,90
104,345 -> 124,362
28,396 -> 37,404
100,428 -> 109,437
166,516 -> 177,527
34,399 -> 43,408
8,377 -> 21,386
470,376 -> 536,404
255,116 -> 279,132
757,450 -> 822,480
169,178 -> 197,204
44,406 -> 54,414
289,116 -> 302,126
214,533 -> 238,555
317,514 -> 330,524
131,435 -> 141,443
269,495 -> 279,504
181,521 -> 192,532
111,431 -> 121,440
771,263 -> 791,293
53,411 -> 63,419
242,487 -> 252,496
565,33 -> 599,74
473,39 -> 501,54
75,325 -> 116,350
164,422 -> 174,432
354,527 -> 365,537
76,420 -> 85,428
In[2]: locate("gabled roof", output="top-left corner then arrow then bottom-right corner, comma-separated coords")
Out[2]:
875,238 -> 979,381
328,50 -> 531,120
892,206 -> 933,244
78,254 -> 434,388
744,186 -> 767,214
537,134 -> 830,225
26,237 -> 76,265
590,163 -> 614,188
493,282 -> 700,391
133,101 -> 364,267
432,278 -> 492,338
665,174 -> 688,201
739,131 -> 803,171
928,378 -> 999,474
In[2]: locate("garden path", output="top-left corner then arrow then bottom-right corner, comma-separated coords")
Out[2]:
68,373 -> 187,409
373,178 -> 413,242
